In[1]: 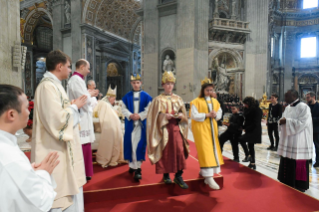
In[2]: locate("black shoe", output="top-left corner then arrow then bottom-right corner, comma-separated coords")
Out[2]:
174,176 -> 189,189
86,176 -> 92,181
134,168 -> 142,181
242,155 -> 251,162
314,162 -> 319,168
163,173 -> 173,184
248,163 -> 256,170
233,158 -> 240,162
128,168 -> 136,174
267,146 -> 274,150
272,146 -> 278,151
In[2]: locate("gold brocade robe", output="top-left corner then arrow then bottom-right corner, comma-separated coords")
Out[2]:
93,100 -> 124,167
190,97 -> 224,168
147,93 -> 189,164
31,77 -> 86,210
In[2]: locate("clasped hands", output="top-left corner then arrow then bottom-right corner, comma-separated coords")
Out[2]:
279,118 -> 286,125
206,111 -> 217,119
165,113 -> 183,120
130,113 -> 141,121
31,152 -> 60,175
88,89 -> 99,97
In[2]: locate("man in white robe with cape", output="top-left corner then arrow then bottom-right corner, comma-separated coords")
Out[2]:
278,89 -> 313,192
94,85 -> 124,168
31,50 -> 87,212
67,59 -> 99,181
0,84 -> 59,212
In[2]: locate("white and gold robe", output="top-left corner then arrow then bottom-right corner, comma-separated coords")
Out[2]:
31,71 -> 86,210
94,99 -> 124,167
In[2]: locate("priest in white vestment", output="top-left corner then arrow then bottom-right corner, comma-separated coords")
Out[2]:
94,86 -> 124,167
0,84 -> 59,212
31,50 -> 87,212
278,89 -> 313,192
67,59 -> 99,180
87,79 -> 98,110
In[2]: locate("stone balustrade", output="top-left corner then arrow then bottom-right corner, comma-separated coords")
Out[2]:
209,18 -> 250,33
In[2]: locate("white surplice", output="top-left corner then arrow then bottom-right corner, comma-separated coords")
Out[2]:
67,75 -> 95,145
0,129 -> 56,212
278,101 -> 313,160
191,96 -> 223,177
122,91 -> 151,169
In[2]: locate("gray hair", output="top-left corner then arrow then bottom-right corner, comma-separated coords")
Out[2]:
87,80 -> 95,86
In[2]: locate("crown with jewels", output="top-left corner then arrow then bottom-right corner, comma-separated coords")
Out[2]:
162,71 -> 176,84
131,73 -> 141,81
201,77 -> 213,86
106,85 -> 117,97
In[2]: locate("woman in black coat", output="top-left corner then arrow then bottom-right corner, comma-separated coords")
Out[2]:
239,97 -> 262,170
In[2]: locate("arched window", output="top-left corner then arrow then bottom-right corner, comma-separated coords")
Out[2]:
34,27 -> 53,50
303,0 -> 318,9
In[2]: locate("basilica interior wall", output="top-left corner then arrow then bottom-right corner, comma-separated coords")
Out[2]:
0,0 -> 22,87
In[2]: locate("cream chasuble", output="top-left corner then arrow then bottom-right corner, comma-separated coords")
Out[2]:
31,72 -> 86,210
93,99 -> 124,167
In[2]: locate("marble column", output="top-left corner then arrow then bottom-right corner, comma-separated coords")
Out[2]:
71,0 -> 82,67
143,0 -> 159,98
52,0 -> 63,50
176,0 -> 209,101
283,30 -> 296,93
0,0 -> 22,87
244,0 -> 269,98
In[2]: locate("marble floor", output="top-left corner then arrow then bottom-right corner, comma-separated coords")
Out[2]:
188,121 -> 319,200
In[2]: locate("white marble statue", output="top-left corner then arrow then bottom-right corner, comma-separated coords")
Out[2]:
163,55 -> 175,74
64,1 -> 71,24
215,61 -> 231,92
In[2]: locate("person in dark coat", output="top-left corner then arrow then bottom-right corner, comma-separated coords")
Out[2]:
239,97 -> 263,170
212,92 -> 225,126
306,91 -> 319,167
267,93 -> 282,151
219,105 -> 249,162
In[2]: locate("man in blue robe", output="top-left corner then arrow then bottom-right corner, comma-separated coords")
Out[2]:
122,74 -> 152,181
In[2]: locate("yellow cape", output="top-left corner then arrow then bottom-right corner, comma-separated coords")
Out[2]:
190,97 -> 224,168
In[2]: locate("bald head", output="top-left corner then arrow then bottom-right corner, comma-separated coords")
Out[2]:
87,80 -> 96,90
75,59 -> 90,77
284,89 -> 299,104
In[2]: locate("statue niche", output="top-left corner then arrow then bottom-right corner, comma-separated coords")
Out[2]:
211,52 -> 237,94
161,49 -> 176,75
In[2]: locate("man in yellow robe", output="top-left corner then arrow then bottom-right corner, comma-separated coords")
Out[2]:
190,77 -> 224,190
94,86 -> 124,168
31,50 -> 87,211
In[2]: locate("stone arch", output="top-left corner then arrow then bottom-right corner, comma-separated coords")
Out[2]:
130,18 -> 143,44
83,0 -> 142,40
208,48 -> 244,70
24,8 -> 53,44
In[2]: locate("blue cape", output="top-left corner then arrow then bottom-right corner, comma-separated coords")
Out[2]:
122,91 -> 152,162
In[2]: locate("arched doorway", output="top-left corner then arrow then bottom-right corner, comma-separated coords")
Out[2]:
298,74 -> 319,100
107,62 -> 124,100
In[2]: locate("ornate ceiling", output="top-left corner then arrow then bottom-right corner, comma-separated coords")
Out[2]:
84,0 -> 142,40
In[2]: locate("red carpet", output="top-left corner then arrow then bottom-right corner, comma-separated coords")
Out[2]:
24,142 -> 319,212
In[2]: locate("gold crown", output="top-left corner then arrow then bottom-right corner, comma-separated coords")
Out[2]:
201,77 -> 212,85
131,73 -> 141,81
106,85 -> 117,97
162,71 -> 176,84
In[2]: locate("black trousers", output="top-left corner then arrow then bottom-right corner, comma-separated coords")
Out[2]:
268,123 -> 279,148
314,133 -> 319,163
219,131 -> 249,160
247,143 -> 255,163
